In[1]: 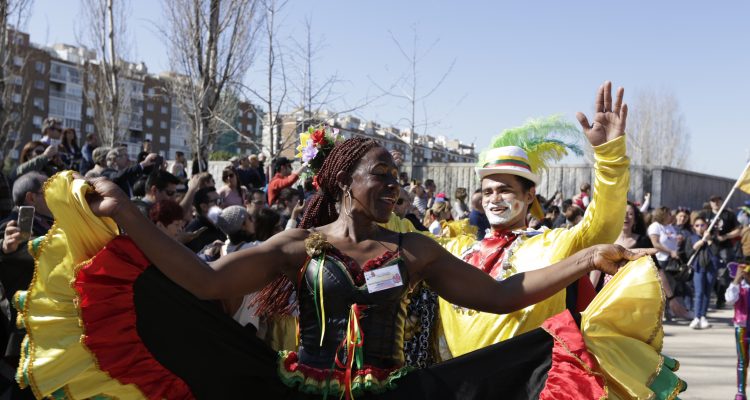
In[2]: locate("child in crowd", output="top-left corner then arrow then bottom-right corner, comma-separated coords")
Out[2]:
726,263 -> 750,400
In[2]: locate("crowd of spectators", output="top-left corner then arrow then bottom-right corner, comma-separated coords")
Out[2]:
1,118 -> 749,397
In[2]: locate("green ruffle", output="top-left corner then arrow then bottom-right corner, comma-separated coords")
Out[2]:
649,355 -> 687,400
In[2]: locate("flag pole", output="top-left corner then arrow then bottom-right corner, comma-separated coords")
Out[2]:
686,160 -> 750,266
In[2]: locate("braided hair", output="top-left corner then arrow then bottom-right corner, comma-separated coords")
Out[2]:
299,137 -> 381,229
253,137 -> 380,317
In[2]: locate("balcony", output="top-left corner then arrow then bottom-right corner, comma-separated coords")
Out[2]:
49,89 -> 67,99
129,119 -> 143,131
50,71 -> 66,83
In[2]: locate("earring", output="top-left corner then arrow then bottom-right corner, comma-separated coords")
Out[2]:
344,189 -> 354,217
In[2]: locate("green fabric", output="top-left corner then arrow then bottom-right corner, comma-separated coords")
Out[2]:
649,355 -> 687,400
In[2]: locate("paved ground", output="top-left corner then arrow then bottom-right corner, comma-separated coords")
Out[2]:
662,307 -> 738,400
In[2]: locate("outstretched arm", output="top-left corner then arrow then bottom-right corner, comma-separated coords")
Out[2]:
87,178 -> 307,300
404,233 -> 652,315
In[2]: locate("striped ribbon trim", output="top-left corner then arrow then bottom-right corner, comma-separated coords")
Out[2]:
482,158 -> 532,171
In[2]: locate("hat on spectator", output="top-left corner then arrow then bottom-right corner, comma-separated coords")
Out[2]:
228,156 -> 239,163
42,117 -> 62,133
216,205 -> 248,236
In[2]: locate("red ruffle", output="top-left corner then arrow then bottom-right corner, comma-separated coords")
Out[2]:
281,351 -> 399,382
73,236 -> 194,400
329,248 -> 399,286
539,311 -> 606,400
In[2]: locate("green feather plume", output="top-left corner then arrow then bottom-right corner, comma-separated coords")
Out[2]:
478,114 -> 584,172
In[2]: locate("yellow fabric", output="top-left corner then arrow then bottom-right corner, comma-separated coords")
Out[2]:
438,136 -> 630,356
738,162 -> 750,195
264,316 -> 299,352
581,256 -> 666,400
15,171 -> 146,399
382,213 -> 421,234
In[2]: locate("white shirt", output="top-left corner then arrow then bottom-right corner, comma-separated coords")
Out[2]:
428,220 -> 442,236
647,222 -> 678,262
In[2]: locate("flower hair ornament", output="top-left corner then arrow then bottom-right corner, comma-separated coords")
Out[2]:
296,125 -> 344,188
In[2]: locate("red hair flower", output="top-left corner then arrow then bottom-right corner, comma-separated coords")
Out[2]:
311,129 -> 325,145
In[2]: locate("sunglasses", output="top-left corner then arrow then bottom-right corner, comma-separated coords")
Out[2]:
227,174 -> 235,178
33,148 -> 45,155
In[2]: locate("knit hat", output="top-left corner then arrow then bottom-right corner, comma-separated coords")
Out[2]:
216,205 -> 248,236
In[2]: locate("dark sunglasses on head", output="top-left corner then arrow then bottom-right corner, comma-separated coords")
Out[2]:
33,148 -> 45,155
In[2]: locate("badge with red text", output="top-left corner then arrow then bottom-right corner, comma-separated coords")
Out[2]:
364,264 -> 403,293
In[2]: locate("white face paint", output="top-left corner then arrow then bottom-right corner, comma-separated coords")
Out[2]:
484,199 -> 524,227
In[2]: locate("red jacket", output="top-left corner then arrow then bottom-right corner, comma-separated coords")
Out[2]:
267,172 -> 299,205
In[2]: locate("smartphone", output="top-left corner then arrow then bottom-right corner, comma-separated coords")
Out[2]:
17,206 -> 35,242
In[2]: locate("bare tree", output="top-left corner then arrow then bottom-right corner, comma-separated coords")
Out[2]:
626,88 -> 691,169
234,0 -> 288,158
0,0 -> 34,166
79,0 -> 132,147
160,0 -> 262,172
370,25 -> 456,169
280,16 -> 385,158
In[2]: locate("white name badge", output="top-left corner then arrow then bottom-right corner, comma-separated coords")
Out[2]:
364,264 -> 404,293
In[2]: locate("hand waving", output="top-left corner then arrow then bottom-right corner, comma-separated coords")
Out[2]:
576,81 -> 628,147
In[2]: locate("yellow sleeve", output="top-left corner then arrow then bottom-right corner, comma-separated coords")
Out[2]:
556,136 -> 630,256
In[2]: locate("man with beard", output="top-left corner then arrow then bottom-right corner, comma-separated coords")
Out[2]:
437,81 -> 631,358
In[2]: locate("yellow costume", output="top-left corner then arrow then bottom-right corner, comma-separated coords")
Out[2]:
438,136 -> 629,356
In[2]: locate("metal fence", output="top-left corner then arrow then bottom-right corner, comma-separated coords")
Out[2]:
204,160 -> 750,211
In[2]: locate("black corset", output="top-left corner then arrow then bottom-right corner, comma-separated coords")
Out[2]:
297,252 -> 409,369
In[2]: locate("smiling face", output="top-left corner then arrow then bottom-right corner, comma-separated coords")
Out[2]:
481,174 -> 534,230
346,147 -> 400,223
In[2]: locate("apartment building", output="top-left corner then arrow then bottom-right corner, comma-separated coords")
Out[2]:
2,28 -> 263,163
275,110 -> 476,164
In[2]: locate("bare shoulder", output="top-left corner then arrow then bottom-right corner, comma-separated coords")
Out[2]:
264,228 -> 310,251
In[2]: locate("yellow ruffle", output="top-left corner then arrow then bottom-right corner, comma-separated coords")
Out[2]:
581,256 -> 668,400
16,172 -> 145,399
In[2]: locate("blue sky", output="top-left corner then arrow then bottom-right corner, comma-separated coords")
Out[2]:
23,0 -> 750,179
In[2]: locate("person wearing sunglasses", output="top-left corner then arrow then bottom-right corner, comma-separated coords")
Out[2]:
39,117 -> 63,147
684,213 -> 718,329
132,170 -> 182,217
218,167 -> 248,208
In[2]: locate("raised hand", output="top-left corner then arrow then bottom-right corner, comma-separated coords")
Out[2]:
576,81 -> 628,147
586,244 -> 657,275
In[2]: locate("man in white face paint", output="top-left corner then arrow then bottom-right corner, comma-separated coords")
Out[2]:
439,81 -> 634,358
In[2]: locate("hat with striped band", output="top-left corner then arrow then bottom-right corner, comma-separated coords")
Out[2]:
475,146 -> 540,185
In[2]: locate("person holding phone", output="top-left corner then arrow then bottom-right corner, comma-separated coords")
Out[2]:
0,172 -> 54,399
